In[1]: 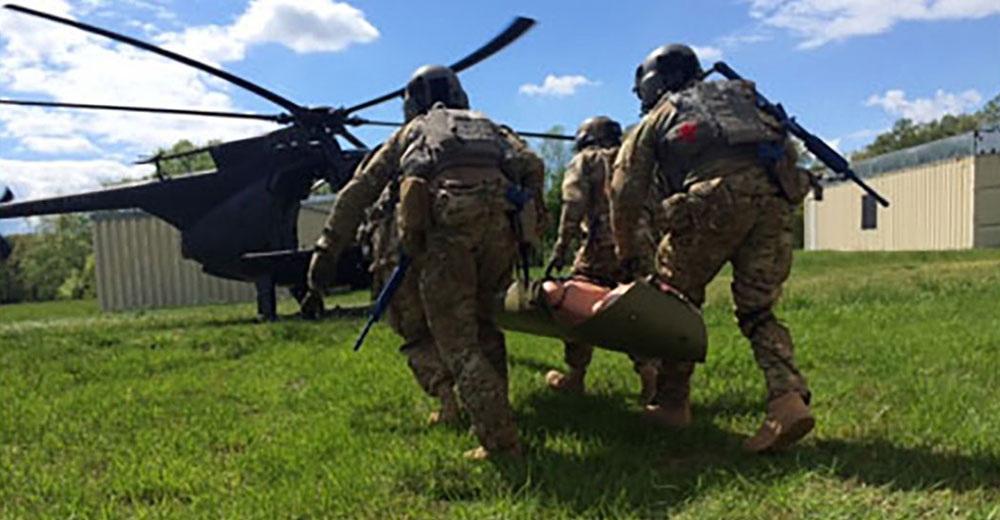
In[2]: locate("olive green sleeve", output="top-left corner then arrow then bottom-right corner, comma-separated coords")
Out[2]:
556,152 -> 589,246
610,110 -> 667,262
307,126 -> 409,290
500,126 -> 548,228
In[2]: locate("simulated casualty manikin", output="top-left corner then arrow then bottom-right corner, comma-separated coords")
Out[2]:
495,277 -> 707,362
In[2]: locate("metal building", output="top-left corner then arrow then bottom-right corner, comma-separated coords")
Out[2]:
92,195 -> 334,312
804,128 -> 1000,251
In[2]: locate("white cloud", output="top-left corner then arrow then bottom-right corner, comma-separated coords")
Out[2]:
119,0 -> 179,23
519,75 -> 598,97
749,0 -> 1000,49
718,30 -> 772,48
691,45 -> 723,62
0,0 -> 379,200
20,135 -> 100,154
155,0 -> 379,64
866,88 -> 983,123
156,25 -> 247,64
231,0 -> 380,53
0,158 -> 151,204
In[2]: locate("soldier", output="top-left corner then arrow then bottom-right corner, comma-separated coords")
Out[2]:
544,117 -> 658,402
609,44 -> 816,452
357,181 -> 459,426
302,65 -> 546,460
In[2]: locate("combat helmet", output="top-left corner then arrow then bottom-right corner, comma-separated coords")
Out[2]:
403,65 -> 469,121
633,44 -> 702,113
574,116 -> 623,152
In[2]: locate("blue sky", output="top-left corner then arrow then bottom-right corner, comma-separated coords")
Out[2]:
1,0 -> 999,234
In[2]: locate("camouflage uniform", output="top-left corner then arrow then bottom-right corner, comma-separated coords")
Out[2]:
610,80 -> 812,409
309,107 -> 545,454
360,182 -> 453,406
553,146 -> 656,382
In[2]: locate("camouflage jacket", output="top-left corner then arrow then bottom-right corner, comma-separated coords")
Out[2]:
308,111 -> 546,290
556,146 -> 619,280
610,80 -> 799,262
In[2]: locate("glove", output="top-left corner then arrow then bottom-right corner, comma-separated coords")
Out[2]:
545,241 -> 569,278
300,289 -> 325,320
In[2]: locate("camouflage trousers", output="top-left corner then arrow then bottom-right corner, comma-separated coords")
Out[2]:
409,171 -> 519,452
381,263 -> 454,403
653,173 -> 809,404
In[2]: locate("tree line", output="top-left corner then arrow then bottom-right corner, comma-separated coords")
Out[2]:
852,93 -> 1000,161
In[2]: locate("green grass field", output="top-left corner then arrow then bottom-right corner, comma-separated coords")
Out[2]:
2,250 -> 999,519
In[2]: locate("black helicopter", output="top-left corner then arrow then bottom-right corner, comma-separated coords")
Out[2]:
0,4 -> 570,319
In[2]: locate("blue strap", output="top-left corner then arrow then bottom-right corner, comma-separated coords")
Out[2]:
505,185 -> 532,210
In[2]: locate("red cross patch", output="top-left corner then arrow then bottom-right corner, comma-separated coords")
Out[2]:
676,121 -> 699,143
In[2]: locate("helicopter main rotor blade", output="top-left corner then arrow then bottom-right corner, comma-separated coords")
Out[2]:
3,4 -> 306,117
514,130 -> 574,141
338,128 -> 367,149
0,99 -> 287,122
347,117 -> 574,141
448,17 -> 536,73
344,16 -> 536,115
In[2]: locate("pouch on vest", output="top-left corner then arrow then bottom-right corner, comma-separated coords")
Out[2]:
662,80 -> 784,168
515,193 -> 540,247
697,80 -> 784,145
494,278 -> 707,361
766,142 -> 814,203
401,106 -> 505,178
398,176 -> 430,256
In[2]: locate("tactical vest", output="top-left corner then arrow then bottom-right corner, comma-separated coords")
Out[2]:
657,79 -> 786,191
400,104 -> 506,180
396,104 -> 527,255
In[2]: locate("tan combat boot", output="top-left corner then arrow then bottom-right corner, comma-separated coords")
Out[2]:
637,364 -> 658,406
744,392 -> 815,453
463,443 -> 523,461
427,389 -> 460,427
641,365 -> 692,428
640,400 -> 691,428
545,368 -> 585,394
463,426 -> 522,462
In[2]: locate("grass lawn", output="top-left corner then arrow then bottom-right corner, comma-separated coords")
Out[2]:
2,250 -> 999,519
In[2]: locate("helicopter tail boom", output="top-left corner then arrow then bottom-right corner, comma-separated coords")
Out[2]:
0,173 -> 225,229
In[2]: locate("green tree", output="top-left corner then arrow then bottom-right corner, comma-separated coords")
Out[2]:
531,125 -> 573,260
58,253 -> 96,300
15,214 -> 94,301
153,139 -> 220,176
979,93 -> 1000,128
853,93 -> 1000,161
100,139 -> 222,188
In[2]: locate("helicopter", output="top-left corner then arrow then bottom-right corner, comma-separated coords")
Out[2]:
0,4 -> 571,320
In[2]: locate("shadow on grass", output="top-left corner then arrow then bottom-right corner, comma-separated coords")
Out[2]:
88,304 -> 370,335
487,390 -> 1000,517
507,353 -> 561,375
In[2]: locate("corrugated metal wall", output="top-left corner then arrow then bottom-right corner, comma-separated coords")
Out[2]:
805,156 -> 975,251
94,198 -> 333,312
974,155 -> 1000,247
